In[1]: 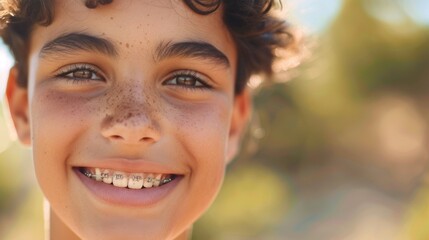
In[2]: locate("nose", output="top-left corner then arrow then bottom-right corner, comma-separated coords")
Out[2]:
101,111 -> 161,145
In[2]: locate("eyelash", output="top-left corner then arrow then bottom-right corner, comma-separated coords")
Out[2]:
54,64 -> 105,83
163,70 -> 212,90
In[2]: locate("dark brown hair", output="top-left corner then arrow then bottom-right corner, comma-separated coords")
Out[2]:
0,0 -> 294,94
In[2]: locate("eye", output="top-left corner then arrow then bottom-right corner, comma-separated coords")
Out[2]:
163,70 -> 211,89
55,64 -> 105,82
65,69 -> 101,80
166,75 -> 203,87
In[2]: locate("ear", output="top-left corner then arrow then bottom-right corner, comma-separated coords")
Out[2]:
6,67 -> 31,146
226,88 -> 252,163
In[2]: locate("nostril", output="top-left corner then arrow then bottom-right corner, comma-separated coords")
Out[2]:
101,115 -> 161,143
139,137 -> 153,142
111,135 -> 123,140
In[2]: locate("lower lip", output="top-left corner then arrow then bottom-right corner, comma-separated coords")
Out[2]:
74,168 -> 181,207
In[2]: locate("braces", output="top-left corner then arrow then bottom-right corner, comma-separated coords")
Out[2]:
83,171 -> 173,185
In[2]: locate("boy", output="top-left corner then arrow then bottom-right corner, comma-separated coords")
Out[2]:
1,0 -> 294,239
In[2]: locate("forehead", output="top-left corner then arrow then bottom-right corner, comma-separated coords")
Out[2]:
29,0 -> 236,65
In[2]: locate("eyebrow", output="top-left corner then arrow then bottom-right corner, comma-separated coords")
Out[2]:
39,32 -> 118,59
155,40 -> 230,68
39,33 -> 230,68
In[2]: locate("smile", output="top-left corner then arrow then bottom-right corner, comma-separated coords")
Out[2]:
79,167 -> 176,189
74,166 -> 182,206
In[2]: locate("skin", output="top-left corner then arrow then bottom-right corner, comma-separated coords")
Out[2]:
6,0 -> 250,239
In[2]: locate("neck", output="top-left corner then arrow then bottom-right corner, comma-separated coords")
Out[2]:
47,208 -> 192,240
48,209 -> 80,240
175,229 -> 192,240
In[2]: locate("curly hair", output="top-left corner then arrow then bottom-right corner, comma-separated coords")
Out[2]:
0,0 -> 294,94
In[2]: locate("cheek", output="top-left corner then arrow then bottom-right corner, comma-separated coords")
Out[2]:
166,97 -> 232,162
165,98 -> 232,220
30,90 -> 94,194
31,90 -> 93,152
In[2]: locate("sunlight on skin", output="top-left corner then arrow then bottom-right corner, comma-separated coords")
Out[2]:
0,43 -> 15,153
0,41 -> 13,100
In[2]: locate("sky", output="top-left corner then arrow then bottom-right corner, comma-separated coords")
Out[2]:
399,0 -> 429,25
1,0 -> 429,99
287,0 -> 343,33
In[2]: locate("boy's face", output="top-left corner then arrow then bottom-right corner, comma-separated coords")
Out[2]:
7,0 -> 249,239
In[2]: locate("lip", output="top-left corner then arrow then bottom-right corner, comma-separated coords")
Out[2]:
74,167 -> 182,207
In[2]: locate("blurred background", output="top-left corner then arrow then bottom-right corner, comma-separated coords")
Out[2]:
2,0 -> 429,239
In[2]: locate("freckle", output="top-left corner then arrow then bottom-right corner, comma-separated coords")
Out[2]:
126,43 -> 129,48
110,16 -> 114,20
119,42 -> 122,45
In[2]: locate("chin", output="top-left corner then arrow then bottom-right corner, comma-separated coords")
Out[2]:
72,215 -> 190,240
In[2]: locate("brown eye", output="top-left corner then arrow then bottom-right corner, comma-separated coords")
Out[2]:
58,64 -> 105,82
176,75 -> 198,86
72,70 -> 94,79
164,73 -> 209,89
67,69 -> 102,80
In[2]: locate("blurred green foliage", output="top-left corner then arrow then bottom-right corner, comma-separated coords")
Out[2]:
0,106 -> 43,239
195,0 -> 429,239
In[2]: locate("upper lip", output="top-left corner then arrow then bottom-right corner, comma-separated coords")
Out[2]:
73,158 -> 186,175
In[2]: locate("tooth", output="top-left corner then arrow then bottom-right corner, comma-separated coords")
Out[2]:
83,169 -> 92,178
112,171 -> 128,187
95,168 -> 102,181
143,174 -> 154,188
153,174 -> 162,187
162,176 -> 172,185
102,169 -> 113,184
128,173 -> 144,189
